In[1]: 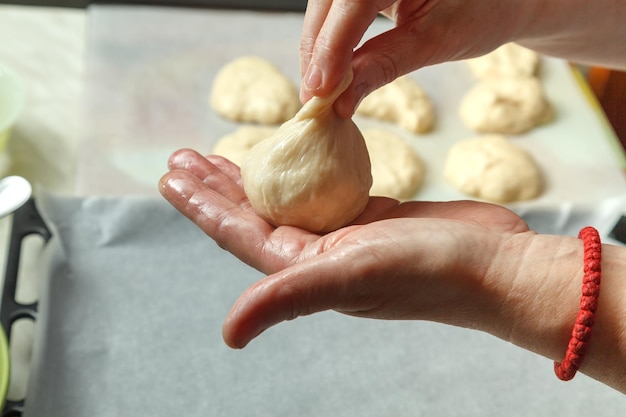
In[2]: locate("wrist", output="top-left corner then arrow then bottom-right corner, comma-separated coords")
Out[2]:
486,232 -> 626,392
482,232 -> 582,359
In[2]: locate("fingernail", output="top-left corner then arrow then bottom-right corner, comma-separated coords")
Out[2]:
304,63 -> 323,92
162,176 -> 194,202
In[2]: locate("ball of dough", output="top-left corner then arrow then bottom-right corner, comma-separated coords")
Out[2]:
241,71 -> 372,233
459,76 -> 554,134
212,126 -> 277,166
356,76 -> 435,133
363,129 -> 424,200
210,56 -> 301,124
444,135 -> 543,203
466,43 -> 539,79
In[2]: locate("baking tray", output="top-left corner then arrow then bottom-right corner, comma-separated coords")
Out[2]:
4,195 -> 626,417
75,5 -> 626,210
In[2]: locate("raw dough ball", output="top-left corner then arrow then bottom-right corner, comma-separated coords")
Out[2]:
444,135 -> 543,203
241,71 -> 372,233
459,76 -> 554,134
466,43 -> 540,79
363,129 -> 424,200
356,76 -> 435,133
210,56 -> 301,124
212,126 -> 277,166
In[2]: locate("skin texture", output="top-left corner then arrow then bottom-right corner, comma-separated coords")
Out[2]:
299,0 -> 626,117
159,151 -> 626,394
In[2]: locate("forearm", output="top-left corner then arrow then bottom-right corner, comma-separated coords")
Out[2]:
489,233 -> 626,393
515,0 -> 626,69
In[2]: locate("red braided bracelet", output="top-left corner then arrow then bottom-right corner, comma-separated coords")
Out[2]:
554,226 -> 602,381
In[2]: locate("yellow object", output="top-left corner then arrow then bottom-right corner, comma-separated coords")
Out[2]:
0,326 -> 9,410
0,64 -> 26,152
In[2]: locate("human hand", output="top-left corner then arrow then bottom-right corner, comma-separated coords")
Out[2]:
159,149 -> 531,348
300,0 -> 529,117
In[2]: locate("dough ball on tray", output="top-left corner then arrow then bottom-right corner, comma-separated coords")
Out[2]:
210,55 -> 301,124
459,75 -> 554,134
212,125 -> 277,166
356,76 -> 435,134
466,43 -> 540,79
444,135 -> 543,203
363,129 -> 424,200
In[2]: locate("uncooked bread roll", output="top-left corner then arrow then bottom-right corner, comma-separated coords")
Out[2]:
356,76 -> 435,133
459,76 -> 553,134
210,56 -> 301,124
363,129 -> 424,200
444,135 -> 543,203
466,43 -> 539,79
212,126 -> 277,166
241,70 -> 372,233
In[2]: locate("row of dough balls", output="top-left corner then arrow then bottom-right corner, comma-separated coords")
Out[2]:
213,125 -> 542,204
209,45 -> 546,203
209,55 -> 435,133
214,126 -> 423,200
450,43 -> 547,201
210,43 -> 554,137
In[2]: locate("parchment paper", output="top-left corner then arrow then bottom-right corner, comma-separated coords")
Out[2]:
22,194 -> 626,416
76,5 -> 626,212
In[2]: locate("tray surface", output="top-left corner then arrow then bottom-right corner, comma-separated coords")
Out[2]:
76,6 -> 626,209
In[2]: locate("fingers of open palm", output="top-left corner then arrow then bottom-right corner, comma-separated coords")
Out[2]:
160,149 -> 281,263
161,150 -> 329,273
167,149 -> 245,201
160,168 -> 293,272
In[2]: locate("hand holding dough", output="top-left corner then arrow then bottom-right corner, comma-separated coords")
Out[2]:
241,70 -> 372,233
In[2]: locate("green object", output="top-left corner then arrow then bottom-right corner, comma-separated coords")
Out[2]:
0,326 -> 9,409
0,63 -> 26,152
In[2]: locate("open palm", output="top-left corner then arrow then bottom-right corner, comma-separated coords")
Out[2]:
159,149 -> 530,347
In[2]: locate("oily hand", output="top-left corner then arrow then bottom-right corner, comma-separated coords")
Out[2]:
159,149 -> 529,348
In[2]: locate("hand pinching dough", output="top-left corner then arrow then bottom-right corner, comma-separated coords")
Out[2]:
444,135 -> 543,203
466,43 -> 540,79
241,70 -> 372,233
210,56 -> 301,124
212,126 -> 277,166
363,129 -> 424,200
459,76 -> 554,134
356,76 -> 435,133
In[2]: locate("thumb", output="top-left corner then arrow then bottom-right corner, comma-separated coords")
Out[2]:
333,23 -> 452,118
222,252 -> 361,349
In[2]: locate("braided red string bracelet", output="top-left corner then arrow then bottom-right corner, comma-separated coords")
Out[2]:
554,226 -> 602,381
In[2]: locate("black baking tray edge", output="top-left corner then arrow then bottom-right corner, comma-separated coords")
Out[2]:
1,199 -> 52,417
0,0 -> 308,11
